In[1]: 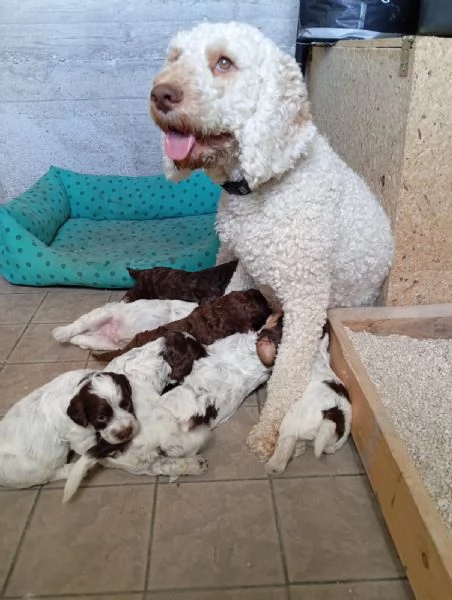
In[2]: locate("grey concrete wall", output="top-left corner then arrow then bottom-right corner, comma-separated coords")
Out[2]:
0,0 -> 299,202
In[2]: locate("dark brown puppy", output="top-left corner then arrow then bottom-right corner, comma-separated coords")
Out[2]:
122,260 -> 238,304
95,289 -> 271,361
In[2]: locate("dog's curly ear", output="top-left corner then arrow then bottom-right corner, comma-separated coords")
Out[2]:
237,51 -> 316,189
67,391 -> 88,427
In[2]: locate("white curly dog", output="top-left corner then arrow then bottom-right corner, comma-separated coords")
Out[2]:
150,22 -> 393,460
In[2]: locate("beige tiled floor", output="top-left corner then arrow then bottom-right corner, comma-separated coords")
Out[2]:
0,277 -> 415,599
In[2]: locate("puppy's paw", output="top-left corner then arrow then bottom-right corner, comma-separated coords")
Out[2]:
293,440 -> 306,457
52,325 -> 72,343
266,456 -> 286,475
196,456 -> 209,473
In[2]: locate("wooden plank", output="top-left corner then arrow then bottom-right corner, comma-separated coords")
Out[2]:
336,38 -> 403,49
343,316 -> 452,339
331,303 -> 452,322
328,306 -> 452,600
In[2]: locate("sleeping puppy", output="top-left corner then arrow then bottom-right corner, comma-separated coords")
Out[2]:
63,333 -> 211,502
95,288 -> 271,361
0,370 -> 138,489
266,330 -> 352,474
52,298 -> 197,351
63,317 -> 284,501
122,260 -> 238,303
159,329 -> 280,430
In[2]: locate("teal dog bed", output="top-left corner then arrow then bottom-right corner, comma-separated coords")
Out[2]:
0,167 -> 221,288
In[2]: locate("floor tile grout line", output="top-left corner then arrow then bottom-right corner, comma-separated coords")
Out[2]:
1,472 -> 366,492
268,478 -> 290,588
143,479 -> 159,596
1,488 -> 42,599
3,591 -> 143,599
3,576 -> 410,599
3,292 -> 49,363
4,359 -> 90,365
289,575 -> 409,586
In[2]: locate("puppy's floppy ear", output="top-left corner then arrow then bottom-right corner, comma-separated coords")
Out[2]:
162,332 -> 206,381
236,51 -> 316,189
67,391 -> 88,427
105,372 -> 133,405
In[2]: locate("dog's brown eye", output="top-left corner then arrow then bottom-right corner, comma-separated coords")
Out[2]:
215,56 -> 234,73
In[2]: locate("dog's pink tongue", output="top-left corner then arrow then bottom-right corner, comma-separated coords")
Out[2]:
165,131 -> 195,161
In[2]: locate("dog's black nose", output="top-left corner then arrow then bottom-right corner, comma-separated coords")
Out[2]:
151,83 -> 183,113
115,425 -> 133,441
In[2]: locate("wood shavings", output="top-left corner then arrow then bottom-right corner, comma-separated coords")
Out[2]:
346,329 -> 452,532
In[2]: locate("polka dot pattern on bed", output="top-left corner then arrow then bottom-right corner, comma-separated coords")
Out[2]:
0,166 -> 221,288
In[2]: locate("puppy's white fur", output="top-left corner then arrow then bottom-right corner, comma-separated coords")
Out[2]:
0,370 -> 138,489
52,298 -> 197,350
63,330 -> 272,501
63,338 -> 210,502
267,333 -> 352,474
161,331 -> 270,427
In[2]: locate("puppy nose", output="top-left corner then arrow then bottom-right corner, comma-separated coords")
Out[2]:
116,425 -> 133,441
151,83 -> 183,113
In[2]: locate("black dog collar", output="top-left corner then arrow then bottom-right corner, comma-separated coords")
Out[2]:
220,177 -> 252,195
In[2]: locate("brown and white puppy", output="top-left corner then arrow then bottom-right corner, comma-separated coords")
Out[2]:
95,289 -> 271,362
0,370 -> 139,489
123,260 -> 238,304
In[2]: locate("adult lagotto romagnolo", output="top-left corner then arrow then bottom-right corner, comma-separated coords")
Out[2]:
150,22 -> 393,461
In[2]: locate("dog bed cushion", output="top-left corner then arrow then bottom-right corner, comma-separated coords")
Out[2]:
0,167 -> 221,288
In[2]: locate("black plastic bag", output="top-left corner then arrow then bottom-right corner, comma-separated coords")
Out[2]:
298,1 -> 419,42
419,0 -> 452,35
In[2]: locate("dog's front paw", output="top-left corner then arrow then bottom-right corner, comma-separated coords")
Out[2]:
52,325 -> 71,343
247,423 -> 278,462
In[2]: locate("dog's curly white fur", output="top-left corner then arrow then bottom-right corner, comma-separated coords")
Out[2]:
150,22 -> 394,459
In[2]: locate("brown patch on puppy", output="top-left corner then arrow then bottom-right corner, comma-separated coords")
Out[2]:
187,404 -> 218,430
107,372 -> 134,414
324,380 -> 350,403
67,373 -> 135,429
67,381 -> 113,430
322,406 -> 345,439
161,331 -> 207,381
88,436 -> 131,460
96,289 -> 271,362
122,261 -> 238,304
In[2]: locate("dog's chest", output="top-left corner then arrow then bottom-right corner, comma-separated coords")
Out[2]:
217,197 -> 274,263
